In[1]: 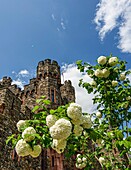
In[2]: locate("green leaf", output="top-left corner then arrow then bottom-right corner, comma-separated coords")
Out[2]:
6,134 -> 15,145
32,105 -> 40,112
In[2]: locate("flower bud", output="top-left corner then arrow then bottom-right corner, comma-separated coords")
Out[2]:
97,56 -> 107,65
120,73 -> 126,81
102,69 -> 110,78
96,111 -> 102,118
108,57 -> 118,66
112,80 -> 118,87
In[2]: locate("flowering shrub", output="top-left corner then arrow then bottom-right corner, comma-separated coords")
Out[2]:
6,55 -> 131,169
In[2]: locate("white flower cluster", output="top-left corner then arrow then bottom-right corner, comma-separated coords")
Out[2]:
15,139 -> 41,157
67,103 -> 82,120
99,157 -> 105,164
120,73 -> 126,81
49,118 -> 72,140
22,127 -> 36,142
73,125 -> 83,137
67,103 -> 92,134
30,145 -> 42,158
90,80 -> 97,88
75,154 -> 87,169
96,111 -> 102,118
95,56 -> 119,79
49,118 -> 72,153
95,68 -> 110,78
46,115 -> 57,128
16,120 -> 28,132
15,139 -> 32,157
112,80 -> 118,87
15,125 -> 41,158
108,57 -> 118,66
52,139 -> 67,154
97,56 -> 107,65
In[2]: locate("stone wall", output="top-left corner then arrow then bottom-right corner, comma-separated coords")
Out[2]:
0,59 -> 76,170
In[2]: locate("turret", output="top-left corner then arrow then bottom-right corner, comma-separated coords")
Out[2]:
36,59 -> 62,108
60,80 -> 75,104
0,76 -> 12,88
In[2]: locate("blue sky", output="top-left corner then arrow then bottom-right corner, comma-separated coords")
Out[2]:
0,0 -> 131,112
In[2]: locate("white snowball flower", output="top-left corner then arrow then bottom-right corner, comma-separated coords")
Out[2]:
46,115 -> 57,128
67,103 -> 82,120
97,56 -> 107,65
108,57 -> 118,66
73,125 -> 83,137
75,163 -> 83,169
22,127 -> 36,142
77,154 -> 81,158
77,158 -> 82,163
30,145 -> 42,158
112,80 -> 118,87
126,96 -> 131,101
90,80 -> 97,87
82,115 -> 92,129
95,69 -> 103,78
99,157 -> 105,164
52,139 -> 67,154
82,157 -> 87,162
96,111 -> 102,118
102,69 -> 110,78
49,118 -> 72,140
83,131 -> 88,137
81,162 -> 86,168
15,139 -> 32,157
16,120 -> 28,132
120,73 -> 126,81
75,162 -> 86,169
71,116 -> 83,125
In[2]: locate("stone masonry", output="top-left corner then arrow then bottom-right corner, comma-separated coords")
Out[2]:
0,59 -> 75,170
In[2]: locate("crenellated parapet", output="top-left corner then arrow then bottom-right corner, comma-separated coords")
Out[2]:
0,76 -> 12,88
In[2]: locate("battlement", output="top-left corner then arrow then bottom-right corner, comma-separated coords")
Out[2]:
38,59 -> 58,66
0,76 -> 12,87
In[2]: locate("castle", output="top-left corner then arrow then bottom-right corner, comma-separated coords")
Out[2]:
0,59 -> 76,170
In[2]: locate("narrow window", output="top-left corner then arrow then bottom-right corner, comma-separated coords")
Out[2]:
52,156 -> 54,167
51,89 -> 54,102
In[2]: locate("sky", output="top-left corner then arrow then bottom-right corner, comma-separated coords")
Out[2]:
0,0 -> 131,113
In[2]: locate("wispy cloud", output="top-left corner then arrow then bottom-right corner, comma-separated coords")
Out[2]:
11,69 -> 35,90
51,13 -> 67,31
60,22 -> 66,30
18,69 -> 29,77
61,63 -> 97,113
51,13 -> 56,21
94,0 -> 131,53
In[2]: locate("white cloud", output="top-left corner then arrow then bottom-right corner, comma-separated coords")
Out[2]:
11,79 -> 25,90
61,64 -> 97,113
61,22 -> 66,30
18,69 -> 29,77
51,14 -> 56,21
94,0 -> 131,53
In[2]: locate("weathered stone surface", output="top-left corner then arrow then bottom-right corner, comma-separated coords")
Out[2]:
0,59 -> 76,170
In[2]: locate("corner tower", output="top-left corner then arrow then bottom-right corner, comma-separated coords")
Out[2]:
37,59 -> 62,108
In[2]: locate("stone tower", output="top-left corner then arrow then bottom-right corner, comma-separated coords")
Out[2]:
0,59 -> 76,170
